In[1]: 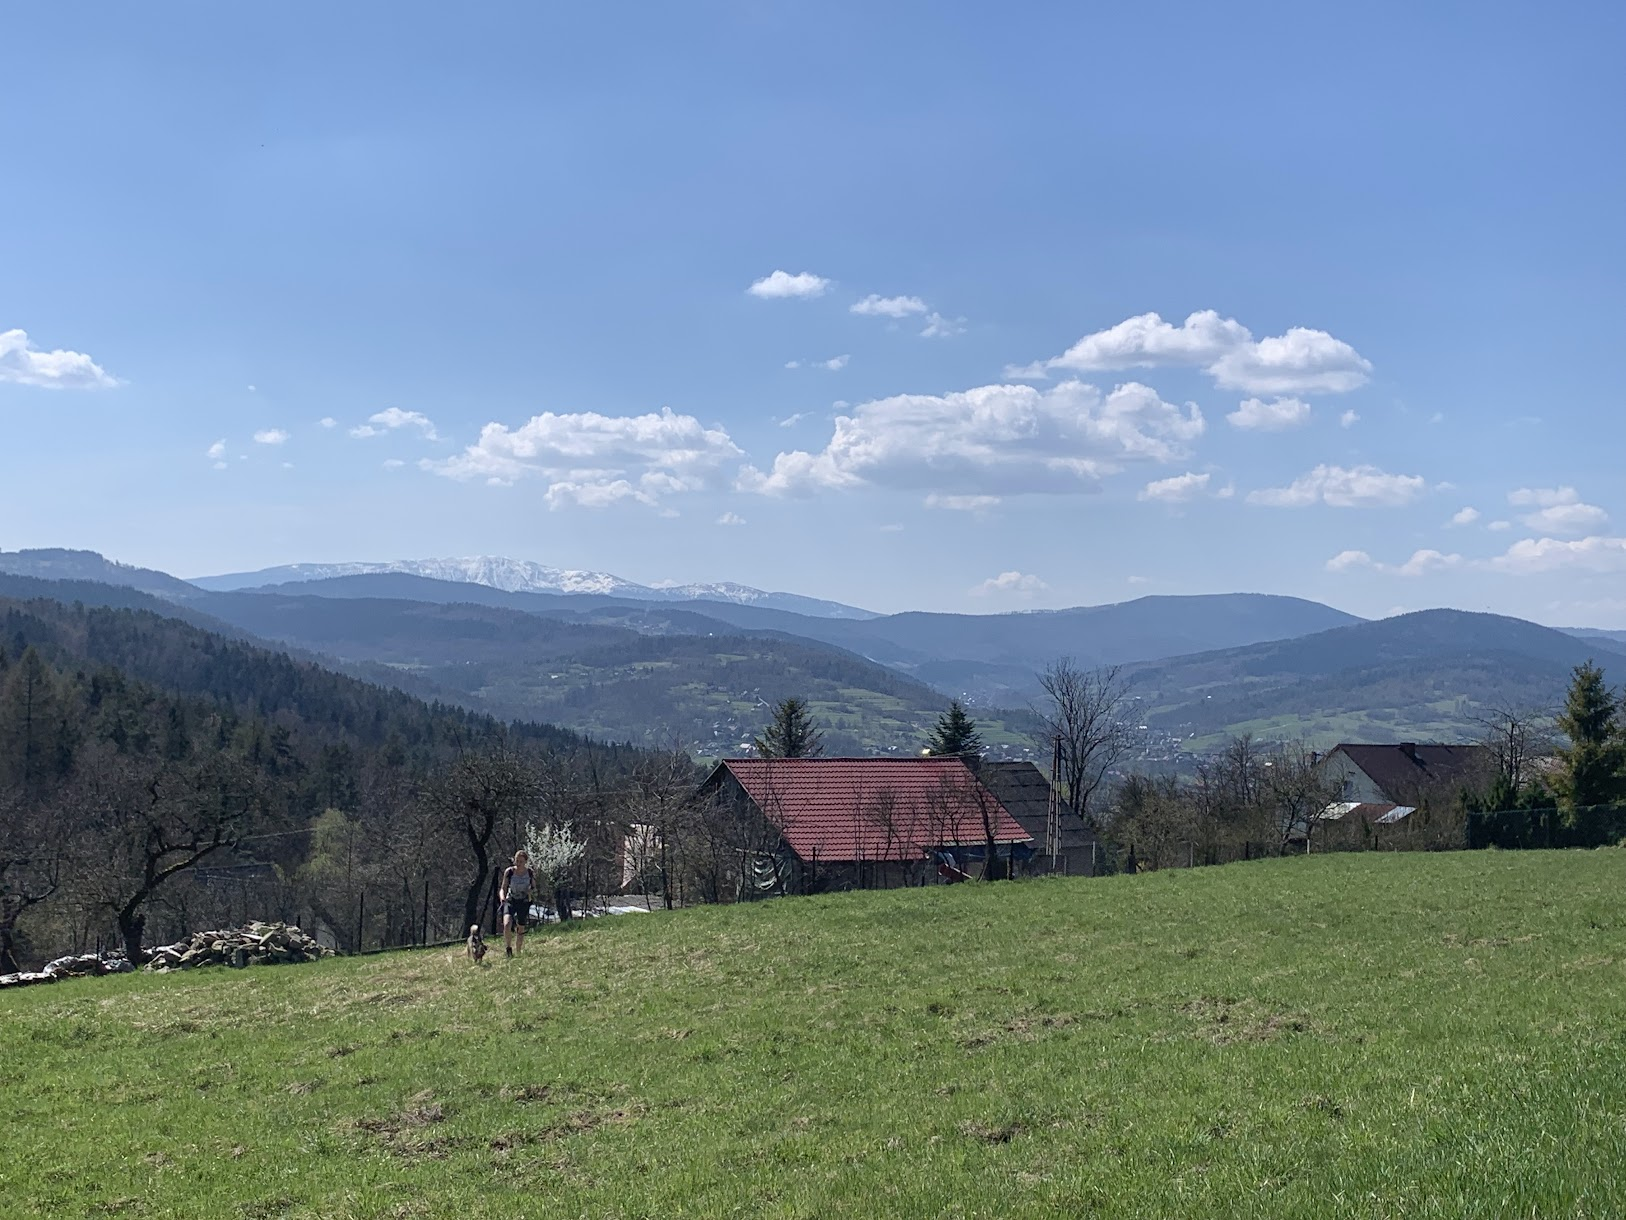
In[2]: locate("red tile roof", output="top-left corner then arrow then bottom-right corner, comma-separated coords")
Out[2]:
713,757 -> 1032,863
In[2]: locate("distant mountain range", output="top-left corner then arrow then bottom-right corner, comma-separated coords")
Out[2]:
4,547 -> 1624,753
1123,609 -> 1626,747
187,556 -> 879,620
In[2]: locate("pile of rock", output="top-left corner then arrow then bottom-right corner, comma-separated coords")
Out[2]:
144,921 -> 332,972
0,952 -> 135,989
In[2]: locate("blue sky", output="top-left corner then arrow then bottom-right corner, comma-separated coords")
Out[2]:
3,1 -> 1622,623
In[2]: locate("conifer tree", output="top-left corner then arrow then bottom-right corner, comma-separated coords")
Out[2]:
925,699 -> 983,758
753,697 -> 824,758
1554,661 -> 1626,810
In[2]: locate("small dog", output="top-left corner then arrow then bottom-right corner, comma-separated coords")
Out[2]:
466,924 -> 489,964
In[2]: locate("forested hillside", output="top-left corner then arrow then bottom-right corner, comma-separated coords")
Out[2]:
165,588 -> 1045,756
0,594 -> 648,972
1125,609 -> 1626,747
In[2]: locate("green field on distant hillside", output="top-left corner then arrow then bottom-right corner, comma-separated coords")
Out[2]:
5,852 -> 1625,1218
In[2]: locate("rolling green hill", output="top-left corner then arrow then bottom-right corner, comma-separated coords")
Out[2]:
4,851 -> 1624,1217
186,590 -> 1043,756
1125,608 -> 1626,748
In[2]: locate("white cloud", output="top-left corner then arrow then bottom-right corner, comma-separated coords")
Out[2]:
424,406 -> 742,511
0,328 -> 118,389
778,413 -> 807,428
1248,464 -> 1426,508
1508,486 -> 1609,535
784,360 -> 800,369
821,355 -> 849,371
925,494 -> 1000,511
1487,536 -> 1626,574
319,417 -> 338,429
206,439 -> 227,461
1488,519 -> 1512,531
1325,548 -> 1463,576
350,407 -> 439,440
972,570 -> 1048,596
1127,575 -> 1150,585
1013,310 -> 1371,395
1138,471 -> 1210,503
715,512 -> 746,526
747,270 -> 830,300
921,312 -> 966,339
1340,409 -> 1360,428
382,458 -> 405,469
1448,507 -> 1481,527
253,429 -> 289,446
851,294 -> 927,318
738,379 -> 1204,500
1227,397 -> 1311,431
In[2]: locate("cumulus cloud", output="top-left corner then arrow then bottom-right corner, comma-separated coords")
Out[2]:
253,429 -> 289,446
925,494 -> 1000,511
851,294 -> 927,318
382,458 -> 405,469
821,355 -> 849,371
1340,409 -> 1360,428
747,270 -> 830,300
1488,519 -> 1512,531
1449,507 -> 1481,526
206,439 -> 227,461
1487,536 -> 1626,574
424,406 -> 742,511
921,312 -> 966,339
1248,464 -> 1426,508
1011,309 -> 1371,396
350,407 -> 439,440
1227,397 -> 1311,431
1325,548 -> 1463,576
737,380 -> 1204,500
972,570 -> 1048,596
1508,486 -> 1609,535
319,417 -> 338,429
0,328 -> 118,389
715,512 -> 747,526
1138,471 -> 1211,503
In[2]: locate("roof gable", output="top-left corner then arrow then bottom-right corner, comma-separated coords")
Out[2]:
717,757 -> 1031,863
1328,743 -> 1491,802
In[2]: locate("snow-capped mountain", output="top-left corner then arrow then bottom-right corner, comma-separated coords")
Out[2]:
189,557 -> 877,619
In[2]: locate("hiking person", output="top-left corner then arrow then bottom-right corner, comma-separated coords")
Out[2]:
500,849 -> 537,957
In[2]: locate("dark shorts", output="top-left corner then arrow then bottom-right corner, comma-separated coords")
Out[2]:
505,897 -> 532,927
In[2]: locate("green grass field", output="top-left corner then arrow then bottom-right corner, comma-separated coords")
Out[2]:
5,851 -> 1625,1218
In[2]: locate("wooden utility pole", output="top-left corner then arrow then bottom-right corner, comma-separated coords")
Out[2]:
1045,734 -> 1063,867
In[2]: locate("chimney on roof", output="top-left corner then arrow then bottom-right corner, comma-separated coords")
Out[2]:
1399,743 -> 1418,762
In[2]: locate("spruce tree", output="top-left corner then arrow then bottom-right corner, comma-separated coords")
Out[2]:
1554,661 -> 1626,810
753,697 -> 824,758
925,699 -> 983,758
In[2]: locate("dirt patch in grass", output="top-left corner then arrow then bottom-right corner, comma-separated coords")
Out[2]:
1179,996 -> 1318,1045
960,1011 -> 1077,1050
959,1119 -> 1024,1144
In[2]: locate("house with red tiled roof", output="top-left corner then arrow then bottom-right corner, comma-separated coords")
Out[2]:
699,756 -> 1033,895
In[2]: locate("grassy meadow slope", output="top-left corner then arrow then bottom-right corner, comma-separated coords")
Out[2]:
4,851 -> 1624,1218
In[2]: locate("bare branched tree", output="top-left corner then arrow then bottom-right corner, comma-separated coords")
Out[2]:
421,747 -> 542,932
0,786 -> 65,973
1474,703 -> 1556,801
1033,659 -> 1133,827
1263,741 -> 1343,855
